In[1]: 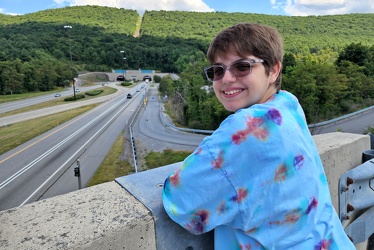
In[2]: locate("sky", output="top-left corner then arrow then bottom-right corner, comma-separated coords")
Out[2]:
0,0 -> 373,16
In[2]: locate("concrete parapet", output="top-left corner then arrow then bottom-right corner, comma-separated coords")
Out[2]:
0,132 -> 371,249
314,132 -> 370,210
0,182 -> 156,250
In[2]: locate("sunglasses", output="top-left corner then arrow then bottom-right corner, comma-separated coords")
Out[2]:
204,59 -> 264,82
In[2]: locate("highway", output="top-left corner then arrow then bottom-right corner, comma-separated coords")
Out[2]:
0,84 -> 106,116
0,84 -> 144,210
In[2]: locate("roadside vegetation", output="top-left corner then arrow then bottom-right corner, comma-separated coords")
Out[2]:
363,126 -> 374,135
143,149 -> 191,170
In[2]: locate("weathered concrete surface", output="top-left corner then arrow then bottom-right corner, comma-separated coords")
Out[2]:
0,182 -> 156,250
314,132 -> 369,209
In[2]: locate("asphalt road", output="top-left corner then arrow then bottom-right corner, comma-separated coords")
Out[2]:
0,84 -> 143,210
311,107 -> 374,135
137,88 -> 206,146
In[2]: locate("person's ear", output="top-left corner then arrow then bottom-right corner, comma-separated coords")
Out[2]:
269,61 -> 282,84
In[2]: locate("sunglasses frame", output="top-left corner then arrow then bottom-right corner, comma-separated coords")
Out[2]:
204,59 -> 264,82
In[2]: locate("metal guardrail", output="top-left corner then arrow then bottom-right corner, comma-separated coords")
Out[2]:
308,105 -> 374,129
158,108 -> 215,135
159,103 -> 374,135
339,157 -> 374,244
128,89 -> 149,173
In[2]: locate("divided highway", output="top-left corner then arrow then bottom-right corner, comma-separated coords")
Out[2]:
0,84 -> 146,210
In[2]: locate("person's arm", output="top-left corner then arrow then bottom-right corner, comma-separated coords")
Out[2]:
162,141 -> 239,235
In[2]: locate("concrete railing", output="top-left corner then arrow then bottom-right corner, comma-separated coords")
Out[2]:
0,132 -> 371,250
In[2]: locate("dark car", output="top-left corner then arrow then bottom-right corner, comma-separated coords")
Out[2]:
117,75 -> 125,81
127,93 -> 132,99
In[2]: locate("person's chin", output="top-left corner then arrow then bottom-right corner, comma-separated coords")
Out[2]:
223,103 -> 239,112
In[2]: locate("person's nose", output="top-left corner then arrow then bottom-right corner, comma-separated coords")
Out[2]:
221,68 -> 236,83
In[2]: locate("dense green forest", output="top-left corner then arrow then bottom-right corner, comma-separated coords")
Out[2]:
0,6 -> 373,126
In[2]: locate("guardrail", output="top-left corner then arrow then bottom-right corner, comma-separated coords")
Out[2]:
158,107 -> 215,135
308,105 -> 374,129
158,103 -> 374,135
128,88 -> 149,172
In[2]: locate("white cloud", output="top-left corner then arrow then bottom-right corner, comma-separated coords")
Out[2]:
297,0 -> 345,5
56,0 -> 213,15
272,0 -> 374,16
0,8 -> 21,16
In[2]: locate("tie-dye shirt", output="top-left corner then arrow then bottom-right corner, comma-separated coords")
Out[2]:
162,90 -> 355,250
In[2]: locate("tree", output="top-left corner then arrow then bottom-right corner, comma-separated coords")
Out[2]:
282,63 -> 348,123
1,60 -> 25,94
336,42 -> 369,67
282,52 -> 297,73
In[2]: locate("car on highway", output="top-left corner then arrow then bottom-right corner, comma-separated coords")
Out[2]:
75,89 -> 80,92
54,93 -> 61,97
127,93 -> 132,99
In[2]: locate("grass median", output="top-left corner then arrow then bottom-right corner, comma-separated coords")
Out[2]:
0,104 -> 99,155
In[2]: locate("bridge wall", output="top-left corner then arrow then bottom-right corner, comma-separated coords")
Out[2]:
0,132 -> 371,250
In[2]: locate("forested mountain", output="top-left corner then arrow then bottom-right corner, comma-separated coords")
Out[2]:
1,6 -> 373,127
0,6 -> 139,34
142,11 -> 373,56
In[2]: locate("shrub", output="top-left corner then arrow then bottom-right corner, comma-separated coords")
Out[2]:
64,94 -> 85,101
86,90 -> 103,96
153,75 -> 161,83
121,82 -> 132,87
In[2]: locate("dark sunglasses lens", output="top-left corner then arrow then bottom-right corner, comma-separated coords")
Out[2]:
206,66 -> 224,81
231,62 -> 252,77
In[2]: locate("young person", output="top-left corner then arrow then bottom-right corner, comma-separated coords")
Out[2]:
162,22 -> 355,250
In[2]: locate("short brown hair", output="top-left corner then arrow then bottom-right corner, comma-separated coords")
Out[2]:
207,22 -> 283,90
